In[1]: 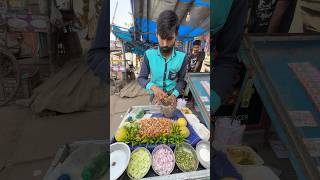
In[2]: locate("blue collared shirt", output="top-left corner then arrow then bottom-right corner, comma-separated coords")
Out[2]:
138,46 -> 188,97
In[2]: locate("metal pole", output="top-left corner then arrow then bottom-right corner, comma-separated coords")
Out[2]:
121,40 -> 126,81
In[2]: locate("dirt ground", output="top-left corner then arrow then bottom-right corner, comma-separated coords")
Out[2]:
109,94 -> 149,137
0,93 -> 148,180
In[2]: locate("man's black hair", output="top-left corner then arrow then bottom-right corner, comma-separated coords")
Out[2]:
193,40 -> 201,46
156,10 -> 179,39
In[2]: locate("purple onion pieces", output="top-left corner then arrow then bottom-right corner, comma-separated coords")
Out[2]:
152,147 -> 175,175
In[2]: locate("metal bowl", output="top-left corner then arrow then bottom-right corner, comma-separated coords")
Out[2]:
196,140 -> 210,169
127,147 -> 152,179
160,105 -> 176,118
151,144 -> 175,176
110,142 -> 131,180
174,142 -> 199,172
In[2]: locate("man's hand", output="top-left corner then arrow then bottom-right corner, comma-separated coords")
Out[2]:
151,86 -> 167,100
168,94 -> 177,107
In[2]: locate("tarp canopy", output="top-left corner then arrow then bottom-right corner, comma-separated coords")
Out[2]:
131,0 -> 210,43
111,0 -> 210,55
112,25 -> 153,55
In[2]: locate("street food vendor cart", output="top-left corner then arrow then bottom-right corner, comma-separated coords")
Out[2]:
186,73 -> 210,128
238,34 -> 320,180
110,105 -> 210,179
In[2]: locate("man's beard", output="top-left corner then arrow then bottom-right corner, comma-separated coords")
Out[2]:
160,45 -> 174,54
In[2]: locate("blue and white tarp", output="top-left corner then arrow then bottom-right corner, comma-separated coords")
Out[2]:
131,0 -> 210,43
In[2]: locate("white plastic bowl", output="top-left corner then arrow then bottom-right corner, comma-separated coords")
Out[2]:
110,142 -> 131,180
196,140 -> 210,169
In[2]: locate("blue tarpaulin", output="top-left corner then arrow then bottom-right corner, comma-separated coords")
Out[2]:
112,25 -> 153,55
112,26 -> 133,42
131,0 -> 210,43
111,0 -> 210,55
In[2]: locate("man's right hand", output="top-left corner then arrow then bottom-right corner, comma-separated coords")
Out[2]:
151,85 -> 167,100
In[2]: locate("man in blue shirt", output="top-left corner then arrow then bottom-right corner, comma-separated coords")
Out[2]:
138,10 -> 188,106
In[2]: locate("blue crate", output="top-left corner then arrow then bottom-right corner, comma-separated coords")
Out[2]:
111,109 -> 201,151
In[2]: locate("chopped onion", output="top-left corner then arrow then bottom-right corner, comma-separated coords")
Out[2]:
152,147 -> 175,175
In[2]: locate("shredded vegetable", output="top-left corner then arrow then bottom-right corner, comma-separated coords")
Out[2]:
127,148 -> 151,179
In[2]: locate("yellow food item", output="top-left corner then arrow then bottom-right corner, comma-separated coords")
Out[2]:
115,127 -> 128,142
226,148 -> 256,165
179,126 -> 190,138
181,107 -> 192,114
177,118 -> 187,127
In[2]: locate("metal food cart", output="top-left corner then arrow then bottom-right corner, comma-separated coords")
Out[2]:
186,73 -> 210,128
239,34 -> 320,180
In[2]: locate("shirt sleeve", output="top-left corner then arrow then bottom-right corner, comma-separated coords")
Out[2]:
212,0 -> 248,101
173,55 -> 189,97
138,53 -> 154,90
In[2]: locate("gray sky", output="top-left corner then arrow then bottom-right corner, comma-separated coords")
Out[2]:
110,0 -> 133,41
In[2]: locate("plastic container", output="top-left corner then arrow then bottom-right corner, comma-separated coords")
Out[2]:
81,151 -> 108,180
110,142 -> 131,180
196,140 -> 210,169
174,142 -> 199,172
223,146 -> 264,172
151,144 -> 175,176
127,147 -> 152,179
127,107 -> 145,121
241,166 -> 280,180
214,117 -> 246,146
177,98 -> 187,110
